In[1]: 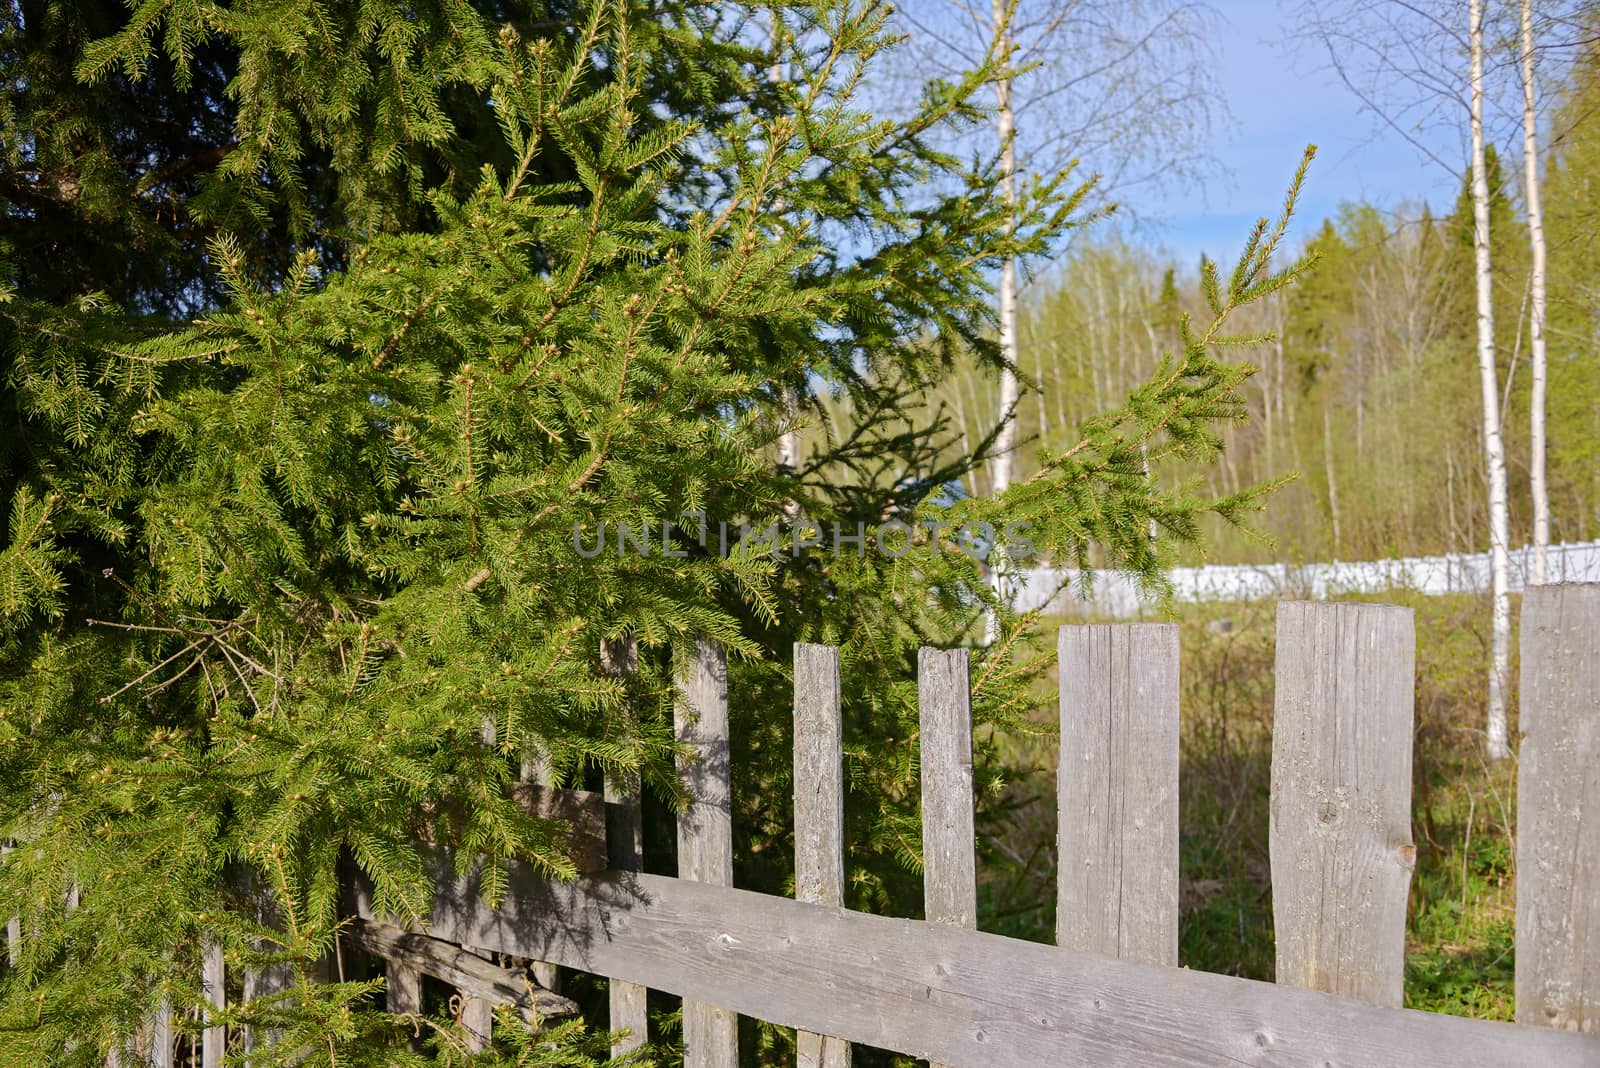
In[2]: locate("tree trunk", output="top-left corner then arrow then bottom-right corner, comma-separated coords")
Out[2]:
1053,336 -> 1068,436
982,0 -> 1018,645
778,385 -> 801,519
1323,405 -> 1343,557
1034,316 -> 1050,445
988,0 -> 1019,498
1447,452 -> 1462,551
1470,0 -> 1513,762
1265,301 -> 1281,477
951,382 -> 974,498
1521,0 -> 1550,584
772,18 -> 802,519
1091,271 -> 1110,411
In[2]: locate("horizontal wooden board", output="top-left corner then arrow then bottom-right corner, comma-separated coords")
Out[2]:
345,918 -> 578,1018
511,783 -> 609,874
348,853 -> 1600,1068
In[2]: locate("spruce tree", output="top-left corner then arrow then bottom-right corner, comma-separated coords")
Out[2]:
0,1 -> 1307,1063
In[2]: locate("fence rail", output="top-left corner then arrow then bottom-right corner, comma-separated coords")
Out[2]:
1012,538 -> 1600,617
352,857 -> 1594,1067
32,588 -> 1600,1065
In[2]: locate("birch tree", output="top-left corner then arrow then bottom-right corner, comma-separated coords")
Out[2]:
991,0 -> 1022,498
1520,0 -> 1551,585
894,0 -> 1220,497
1468,0 -> 1513,760
771,14 -> 804,519
1298,0 -> 1516,759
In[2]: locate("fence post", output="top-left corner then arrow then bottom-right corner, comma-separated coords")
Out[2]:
676,635 -> 738,1068
918,648 -> 975,1068
150,1002 -> 173,1068
462,717 -> 501,1052
1056,624 -> 1180,965
240,867 -> 296,1054
794,643 -> 851,1068
2,845 -> 17,968
459,985 -> 494,1052
386,957 -> 422,1016
1270,601 -> 1416,1007
201,937 -> 225,1068
602,635 -> 649,1057
519,743 -> 561,996
240,961 -> 293,1051
1516,583 -> 1600,1033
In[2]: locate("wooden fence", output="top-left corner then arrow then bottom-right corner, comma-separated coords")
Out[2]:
67,588 -> 1600,1064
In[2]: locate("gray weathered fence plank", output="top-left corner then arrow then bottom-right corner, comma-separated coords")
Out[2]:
1056,624 -> 1180,966
240,965 -> 292,1053
351,852 -> 1600,1068
150,1001 -> 173,1068
794,643 -> 851,1068
602,775 -> 642,870
1,845 -> 16,970
1270,601 -> 1416,1008
350,919 -> 577,1018
510,783 -> 609,874
603,633 -> 648,1056
460,981 -> 494,1053
676,635 -> 738,1068
517,747 -> 563,994
463,713 -> 511,1051
918,647 -> 974,1068
918,647 -> 976,931
241,869 -> 295,1053
1516,582 -> 1600,1033
604,768 -> 649,1055
386,959 -> 423,1015
201,938 -> 225,1068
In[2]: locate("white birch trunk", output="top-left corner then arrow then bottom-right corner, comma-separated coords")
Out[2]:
1470,0 -> 1513,761
771,17 -> 802,518
951,374 -> 974,497
989,0 -> 1019,498
1521,0 -> 1551,584
778,385 -> 801,521
983,0 -> 1019,646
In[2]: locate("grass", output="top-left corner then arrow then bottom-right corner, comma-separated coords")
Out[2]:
978,589 -> 1524,1020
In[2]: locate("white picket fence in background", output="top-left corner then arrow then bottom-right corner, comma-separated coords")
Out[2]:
1011,539 -> 1600,617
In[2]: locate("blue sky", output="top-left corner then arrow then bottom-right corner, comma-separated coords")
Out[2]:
1139,0 -> 1464,267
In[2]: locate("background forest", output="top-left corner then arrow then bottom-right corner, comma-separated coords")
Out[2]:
886,35 -> 1600,565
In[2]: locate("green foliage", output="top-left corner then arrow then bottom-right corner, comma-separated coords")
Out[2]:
1540,20 -> 1600,529
991,112 -> 1600,566
0,1 -> 1291,1064
0,0 -> 239,312
0,489 -> 68,632
991,148 -> 1314,587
